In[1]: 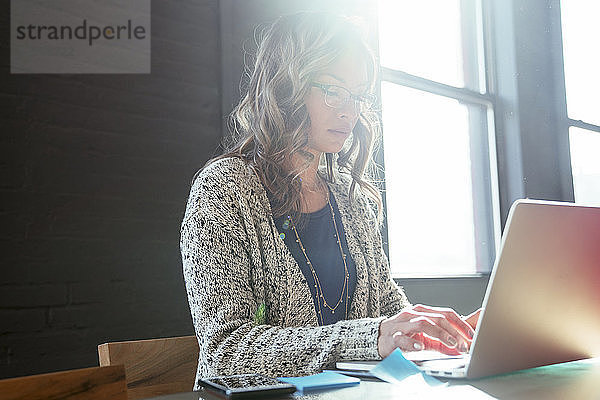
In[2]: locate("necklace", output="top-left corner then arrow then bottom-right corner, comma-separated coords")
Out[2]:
289,194 -> 350,326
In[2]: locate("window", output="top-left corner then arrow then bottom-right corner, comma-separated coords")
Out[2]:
377,0 -> 499,277
560,1 -> 600,205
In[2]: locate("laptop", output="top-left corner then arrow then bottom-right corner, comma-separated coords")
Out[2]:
337,199 -> 600,379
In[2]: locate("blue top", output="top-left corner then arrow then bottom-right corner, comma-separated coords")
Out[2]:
274,191 -> 357,326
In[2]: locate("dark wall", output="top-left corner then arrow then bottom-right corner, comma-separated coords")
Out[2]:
0,1 -> 221,378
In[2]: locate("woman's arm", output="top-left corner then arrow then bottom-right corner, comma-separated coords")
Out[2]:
181,218 -> 382,377
180,169 -> 384,379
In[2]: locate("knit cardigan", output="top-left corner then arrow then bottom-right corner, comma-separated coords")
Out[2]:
180,157 -> 410,387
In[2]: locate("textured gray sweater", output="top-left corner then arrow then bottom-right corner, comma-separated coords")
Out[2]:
180,157 -> 410,387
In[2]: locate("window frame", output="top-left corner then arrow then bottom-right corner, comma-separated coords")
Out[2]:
559,0 -> 600,204
376,0 -> 501,278
378,0 -> 584,279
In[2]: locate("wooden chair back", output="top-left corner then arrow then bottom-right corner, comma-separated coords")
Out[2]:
0,365 -> 127,400
98,335 -> 199,400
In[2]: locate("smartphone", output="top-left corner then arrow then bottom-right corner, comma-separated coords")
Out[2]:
198,373 -> 296,398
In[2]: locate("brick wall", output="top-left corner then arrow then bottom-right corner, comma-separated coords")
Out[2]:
0,0 -> 221,378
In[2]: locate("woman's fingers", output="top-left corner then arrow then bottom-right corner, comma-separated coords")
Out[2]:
419,313 -> 472,353
395,309 -> 471,353
410,333 -> 462,356
412,304 -> 475,341
392,331 -> 424,352
380,305 -> 478,357
390,329 -> 462,356
464,309 -> 482,330
409,305 -> 474,353
404,316 -> 462,350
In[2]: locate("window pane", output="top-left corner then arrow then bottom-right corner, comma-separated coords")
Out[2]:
570,127 -> 600,205
378,0 -> 464,87
561,1 -> 600,125
381,83 -> 478,276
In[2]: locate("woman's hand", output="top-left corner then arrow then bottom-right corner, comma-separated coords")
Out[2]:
463,308 -> 481,330
377,304 -> 475,359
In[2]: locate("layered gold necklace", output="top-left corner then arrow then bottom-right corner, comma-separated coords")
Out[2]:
288,194 -> 350,326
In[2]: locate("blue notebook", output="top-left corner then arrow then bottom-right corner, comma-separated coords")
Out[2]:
278,371 -> 360,392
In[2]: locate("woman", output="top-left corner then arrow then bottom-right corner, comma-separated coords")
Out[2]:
180,12 -> 477,387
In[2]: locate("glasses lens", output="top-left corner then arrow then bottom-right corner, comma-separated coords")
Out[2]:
320,84 -> 375,111
324,86 -> 348,108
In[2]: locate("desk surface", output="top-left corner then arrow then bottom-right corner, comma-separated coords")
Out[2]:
147,358 -> 600,400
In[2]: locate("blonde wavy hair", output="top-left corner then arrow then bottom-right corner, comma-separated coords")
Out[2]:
210,12 -> 383,222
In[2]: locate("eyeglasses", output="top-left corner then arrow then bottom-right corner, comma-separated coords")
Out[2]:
311,82 -> 376,111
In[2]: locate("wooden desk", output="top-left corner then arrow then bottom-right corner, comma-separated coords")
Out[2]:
145,358 -> 600,400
